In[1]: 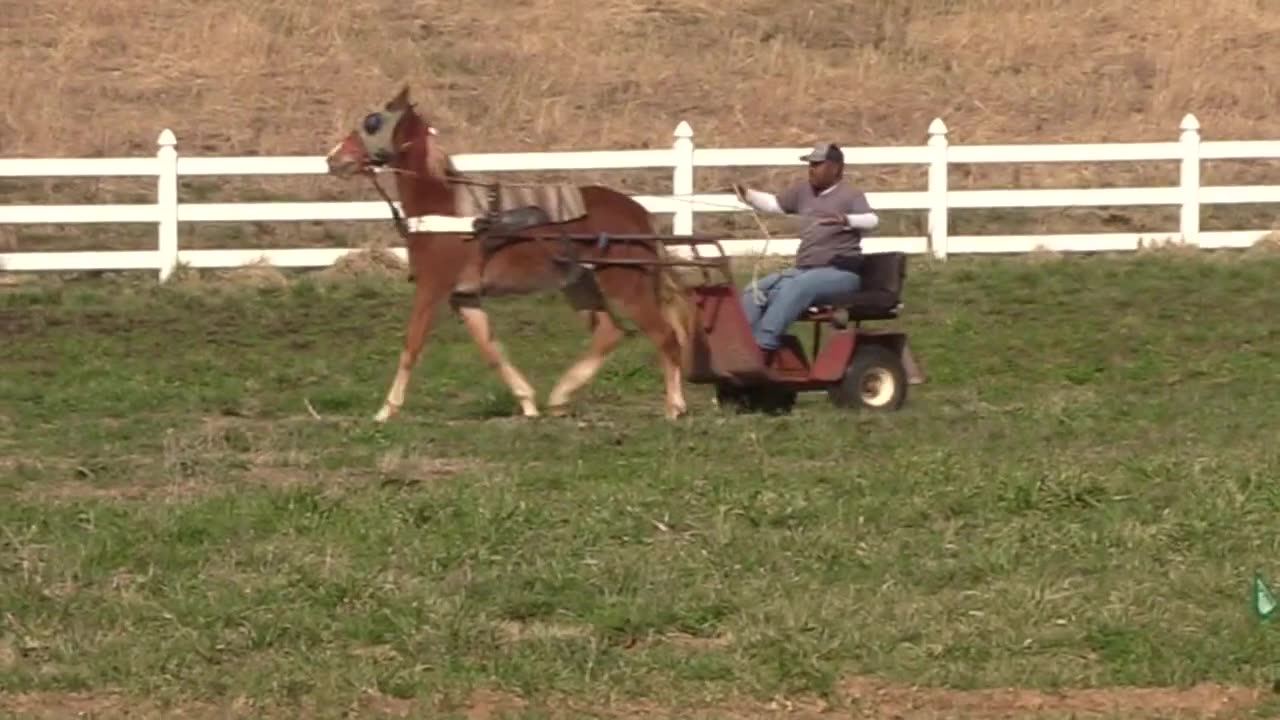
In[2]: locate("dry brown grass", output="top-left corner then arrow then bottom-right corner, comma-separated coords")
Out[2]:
3,0 -> 1279,252
318,244 -> 407,280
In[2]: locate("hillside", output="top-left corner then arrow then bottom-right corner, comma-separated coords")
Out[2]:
2,0 -> 1279,253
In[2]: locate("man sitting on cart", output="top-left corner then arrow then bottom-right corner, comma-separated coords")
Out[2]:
732,142 -> 880,357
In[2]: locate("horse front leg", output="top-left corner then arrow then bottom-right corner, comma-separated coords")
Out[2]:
454,299 -> 541,417
376,282 -> 441,423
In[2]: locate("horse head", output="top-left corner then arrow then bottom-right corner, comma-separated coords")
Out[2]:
325,84 -> 440,179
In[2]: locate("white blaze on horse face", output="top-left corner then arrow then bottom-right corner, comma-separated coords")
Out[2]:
325,136 -> 366,176
324,139 -> 346,169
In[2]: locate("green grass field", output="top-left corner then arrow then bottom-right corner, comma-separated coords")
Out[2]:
3,250 -> 1280,719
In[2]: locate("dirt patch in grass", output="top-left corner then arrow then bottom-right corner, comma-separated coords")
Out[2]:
1,680 -> 1263,719
0,693 -> 235,719
494,619 -> 594,645
1244,232 -> 1280,255
649,631 -> 733,651
16,477 -> 175,504
0,308 -> 39,335
835,678 -> 1264,719
14,458 -> 483,504
174,259 -> 292,289
11,422 -> 491,504
319,246 -> 407,281
374,449 -> 493,486
0,639 -> 16,672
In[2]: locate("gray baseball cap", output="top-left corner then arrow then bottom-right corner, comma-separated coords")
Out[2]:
801,142 -> 844,163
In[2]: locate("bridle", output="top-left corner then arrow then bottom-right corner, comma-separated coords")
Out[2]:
358,120 -> 449,241
366,168 -> 411,239
356,117 -> 521,242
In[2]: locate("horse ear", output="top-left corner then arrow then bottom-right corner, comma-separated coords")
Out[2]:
387,84 -> 411,111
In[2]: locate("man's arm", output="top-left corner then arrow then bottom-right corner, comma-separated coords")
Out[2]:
741,188 -> 784,214
734,182 -> 800,214
846,191 -> 879,229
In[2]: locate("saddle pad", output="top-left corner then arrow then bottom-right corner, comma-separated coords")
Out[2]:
455,182 -> 588,225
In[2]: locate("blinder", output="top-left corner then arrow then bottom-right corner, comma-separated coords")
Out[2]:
357,104 -> 408,169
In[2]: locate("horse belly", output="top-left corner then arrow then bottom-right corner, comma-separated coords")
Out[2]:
475,245 -> 574,297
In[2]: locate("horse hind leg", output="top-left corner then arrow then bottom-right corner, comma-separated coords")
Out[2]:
657,330 -> 688,420
546,270 -> 627,416
547,309 -> 625,416
453,296 -> 541,418
635,308 -> 688,420
592,267 -> 689,420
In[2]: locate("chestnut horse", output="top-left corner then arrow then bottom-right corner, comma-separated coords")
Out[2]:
324,86 -> 694,421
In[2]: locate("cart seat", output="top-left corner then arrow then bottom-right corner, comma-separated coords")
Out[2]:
802,251 -> 906,322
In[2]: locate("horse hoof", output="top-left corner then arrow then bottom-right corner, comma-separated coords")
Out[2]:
374,405 -> 398,423
547,404 -> 571,418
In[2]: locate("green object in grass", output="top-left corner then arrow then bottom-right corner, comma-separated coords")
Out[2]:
1253,573 -> 1277,622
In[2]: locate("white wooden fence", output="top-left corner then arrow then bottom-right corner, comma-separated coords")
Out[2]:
1,114 -> 1278,281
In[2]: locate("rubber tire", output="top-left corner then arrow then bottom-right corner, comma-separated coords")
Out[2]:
828,342 -> 908,411
715,382 -> 797,416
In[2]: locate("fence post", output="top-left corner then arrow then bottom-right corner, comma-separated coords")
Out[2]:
927,118 -> 949,260
672,121 -> 694,236
1179,113 -> 1201,246
156,129 -> 179,282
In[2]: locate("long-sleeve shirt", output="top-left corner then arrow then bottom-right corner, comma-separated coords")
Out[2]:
741,180 -> 878,268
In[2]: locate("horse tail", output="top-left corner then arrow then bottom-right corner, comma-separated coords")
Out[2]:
602,187 -> 697,371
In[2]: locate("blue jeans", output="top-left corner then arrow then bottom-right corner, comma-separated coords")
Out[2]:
741,266 -> 862,350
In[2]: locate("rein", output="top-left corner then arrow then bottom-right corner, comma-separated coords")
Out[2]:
365,167 -> 496,241
726,187 -> 775,303
362,131 -> 499,241
369,171 -> 410,240
745,208 -> 774,304
362,134 -> 774,301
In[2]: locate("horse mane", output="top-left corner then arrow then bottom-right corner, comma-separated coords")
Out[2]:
393,101 -> 463,182
425,138 -> 461,180
414,112 -> 462,181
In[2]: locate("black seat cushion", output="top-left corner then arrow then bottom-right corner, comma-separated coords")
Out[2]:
809,251 -> 906,320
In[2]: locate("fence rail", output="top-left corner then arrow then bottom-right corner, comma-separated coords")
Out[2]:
1,115 -> 1278,281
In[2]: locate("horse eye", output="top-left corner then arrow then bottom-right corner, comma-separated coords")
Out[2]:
362,113 -> 382,134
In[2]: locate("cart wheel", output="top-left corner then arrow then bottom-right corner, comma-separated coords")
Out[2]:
716,382 -> 796,415
829,343 -> 908,411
